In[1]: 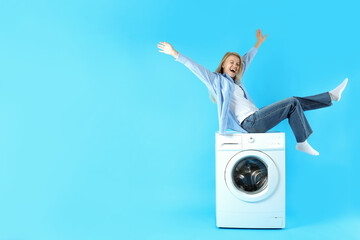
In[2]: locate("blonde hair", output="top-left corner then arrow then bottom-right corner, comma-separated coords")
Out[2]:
210,52 -> 243,103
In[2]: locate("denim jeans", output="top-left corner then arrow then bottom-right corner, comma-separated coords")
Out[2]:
241,92 -> 332,142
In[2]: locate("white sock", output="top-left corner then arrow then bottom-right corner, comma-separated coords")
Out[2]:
296,140 -> 319,156
329,78 -> 348,101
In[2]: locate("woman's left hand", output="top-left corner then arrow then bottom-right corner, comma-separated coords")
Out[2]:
256,29 -> 268,43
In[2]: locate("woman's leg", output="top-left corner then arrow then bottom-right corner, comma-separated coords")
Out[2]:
241,97 -> 320,155
241,79 -> 348,155
241,97 -> 314,143
294,92 -> 332,111
241,92 -> 333,141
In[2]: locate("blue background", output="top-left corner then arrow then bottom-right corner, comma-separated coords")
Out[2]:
0,0 -> 359,239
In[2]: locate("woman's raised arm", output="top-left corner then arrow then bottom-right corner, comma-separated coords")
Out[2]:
157,41 -> 218,97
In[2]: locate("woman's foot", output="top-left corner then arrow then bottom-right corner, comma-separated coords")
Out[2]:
329,78 -> 348,101
296,140 -> 319,156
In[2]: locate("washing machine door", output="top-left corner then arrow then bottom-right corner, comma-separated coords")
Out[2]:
225,150 -> 279,202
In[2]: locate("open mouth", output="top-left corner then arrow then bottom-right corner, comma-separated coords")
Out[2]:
230,69 -> 236,73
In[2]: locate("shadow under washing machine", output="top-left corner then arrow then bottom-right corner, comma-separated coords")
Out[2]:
215,131 -> 285,229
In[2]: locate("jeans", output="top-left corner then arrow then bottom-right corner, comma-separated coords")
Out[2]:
241,92 -> 332,142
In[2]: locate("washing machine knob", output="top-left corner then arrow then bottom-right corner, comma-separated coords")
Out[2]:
248,136 -> 255,143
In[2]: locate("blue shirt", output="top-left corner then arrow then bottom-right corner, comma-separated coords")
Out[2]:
175,47 -> 258,134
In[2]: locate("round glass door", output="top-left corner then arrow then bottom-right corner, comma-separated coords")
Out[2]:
225,150 -> 279,202
232,157 -> 268,194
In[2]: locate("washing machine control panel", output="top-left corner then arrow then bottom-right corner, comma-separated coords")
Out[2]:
216,132 -> 285,150
244,134 -> 284,149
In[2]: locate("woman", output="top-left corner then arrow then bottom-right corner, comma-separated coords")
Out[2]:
157,29 -> 348,156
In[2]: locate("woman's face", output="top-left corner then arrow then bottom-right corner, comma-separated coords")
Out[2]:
222,55 -> 241,79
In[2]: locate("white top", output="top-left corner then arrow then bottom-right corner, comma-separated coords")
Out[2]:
230,84 -> 259,124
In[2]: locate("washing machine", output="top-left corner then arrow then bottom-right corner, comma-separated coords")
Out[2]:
215,131 -> 285,228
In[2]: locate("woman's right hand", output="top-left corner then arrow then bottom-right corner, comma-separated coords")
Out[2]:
158,42 -> 179,59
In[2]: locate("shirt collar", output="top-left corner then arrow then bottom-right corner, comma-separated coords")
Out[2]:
222,73 -> 236,82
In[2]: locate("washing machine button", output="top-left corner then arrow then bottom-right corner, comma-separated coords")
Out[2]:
248,136 -> 255,143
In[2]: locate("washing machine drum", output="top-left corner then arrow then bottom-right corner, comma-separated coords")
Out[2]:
232,157 -> 268,194
225,150 -> 280,202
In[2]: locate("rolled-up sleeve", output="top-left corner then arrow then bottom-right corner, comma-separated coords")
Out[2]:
240,47 -> 258,79
176,52 -> 218,96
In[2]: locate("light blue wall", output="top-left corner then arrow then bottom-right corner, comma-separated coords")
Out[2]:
0,0 -> 359,239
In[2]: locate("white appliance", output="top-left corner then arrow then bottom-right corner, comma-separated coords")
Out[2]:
215,131 -> 285,228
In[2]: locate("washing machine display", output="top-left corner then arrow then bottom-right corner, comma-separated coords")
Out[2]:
232,157 -> 268,194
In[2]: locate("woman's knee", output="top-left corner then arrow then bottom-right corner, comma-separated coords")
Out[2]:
283,97 -> 300,112
289,97 -> 300,106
